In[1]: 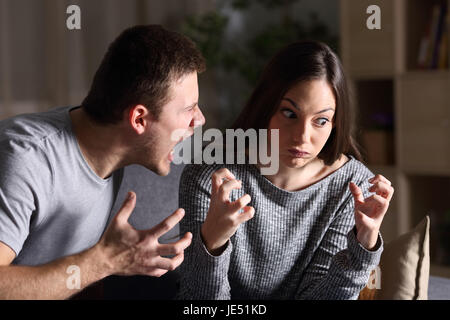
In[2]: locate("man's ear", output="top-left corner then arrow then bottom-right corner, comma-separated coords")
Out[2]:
128,105 -> 153,135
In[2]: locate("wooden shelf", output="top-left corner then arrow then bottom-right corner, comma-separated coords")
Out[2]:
341,0 -> 450,263
340,0 -> 396,78
404,0 -> 449,72
397,73 -> 450,174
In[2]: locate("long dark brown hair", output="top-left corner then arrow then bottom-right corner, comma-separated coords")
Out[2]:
232,41 -> 361,165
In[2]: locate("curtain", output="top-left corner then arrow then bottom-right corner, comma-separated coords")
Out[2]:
0,0 -> 214,119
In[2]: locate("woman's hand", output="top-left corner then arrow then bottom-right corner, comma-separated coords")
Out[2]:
349,174 -> 394,250
201,168 -> 255,255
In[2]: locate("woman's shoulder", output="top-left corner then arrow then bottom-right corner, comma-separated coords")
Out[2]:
336,155 -> 374,185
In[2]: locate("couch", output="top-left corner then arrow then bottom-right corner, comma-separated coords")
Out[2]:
99,164 -> 450,300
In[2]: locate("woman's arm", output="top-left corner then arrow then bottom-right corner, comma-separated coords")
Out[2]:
177,165 -> 254,300
295,175 -> 393,300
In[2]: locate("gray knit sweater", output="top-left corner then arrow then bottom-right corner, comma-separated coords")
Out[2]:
177,157 -> 383,300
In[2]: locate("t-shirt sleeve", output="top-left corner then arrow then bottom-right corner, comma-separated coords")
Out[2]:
0,149 -> 49,257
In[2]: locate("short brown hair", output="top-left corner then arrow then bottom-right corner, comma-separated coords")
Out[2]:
82,25 -> 206,124
232,41 -> 361,165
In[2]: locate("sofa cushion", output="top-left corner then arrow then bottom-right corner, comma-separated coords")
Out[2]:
360,215 -> 430,300
102,163 -> 186,299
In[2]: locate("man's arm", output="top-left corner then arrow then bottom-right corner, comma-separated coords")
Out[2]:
0,241 -> 109,299
0,191 -> 192,300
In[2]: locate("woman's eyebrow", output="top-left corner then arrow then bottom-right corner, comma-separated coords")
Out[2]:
314,108 -> 335,115
282,98 -> 300,110
282,98 -> 335,114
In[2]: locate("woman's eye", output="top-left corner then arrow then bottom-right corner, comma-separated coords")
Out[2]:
315,118 -> 329,127
281,108 -> 296,119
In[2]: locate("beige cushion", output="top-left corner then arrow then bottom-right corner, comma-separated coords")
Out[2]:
359,215 -> 430,300
376,215 -> 430,299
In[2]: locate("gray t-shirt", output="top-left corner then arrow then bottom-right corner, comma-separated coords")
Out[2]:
0,106 -> 123,266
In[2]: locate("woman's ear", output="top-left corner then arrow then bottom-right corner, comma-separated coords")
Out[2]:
128,104 -> 152,135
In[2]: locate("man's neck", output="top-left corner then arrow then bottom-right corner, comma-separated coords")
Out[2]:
69,107 -> 128,179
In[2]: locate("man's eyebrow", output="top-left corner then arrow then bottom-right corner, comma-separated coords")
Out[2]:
282,98 -> 335,114
185,102 -> 198,109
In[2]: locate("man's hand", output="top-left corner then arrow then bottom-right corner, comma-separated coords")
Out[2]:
350,174 -> 394,250
201,168 -> 255,255
97,191 -> 192,277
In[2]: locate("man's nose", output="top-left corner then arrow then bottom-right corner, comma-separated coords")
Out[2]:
191,105 -> 206,128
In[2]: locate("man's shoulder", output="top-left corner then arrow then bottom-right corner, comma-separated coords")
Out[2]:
0,106 -> 74,156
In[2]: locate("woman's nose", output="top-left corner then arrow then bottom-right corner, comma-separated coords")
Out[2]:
293,121 -> 310,143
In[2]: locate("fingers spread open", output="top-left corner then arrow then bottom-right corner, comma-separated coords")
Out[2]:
231,194 -> 252,212
211,168 -> 236,195
362,194 -> 389,217
146,253 -> 185,272
369,181 -> 394,201
349,182 -> 365,204
369,174 -> 392,186
218,179 -> 242,202
237,206 -> 255,224
157,232 -> 192,256
149,208 -> 185,238
115,191 -> 137,225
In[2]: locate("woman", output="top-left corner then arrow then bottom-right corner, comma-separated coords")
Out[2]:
177,41 -> 394,299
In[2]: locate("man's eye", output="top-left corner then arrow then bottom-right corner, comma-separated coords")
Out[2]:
281,108 -> 296,119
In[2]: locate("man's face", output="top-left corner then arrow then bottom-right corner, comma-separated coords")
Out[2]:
140,72 -> 205,176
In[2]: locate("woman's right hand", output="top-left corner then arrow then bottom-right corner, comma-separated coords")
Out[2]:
201,168 -> 255,255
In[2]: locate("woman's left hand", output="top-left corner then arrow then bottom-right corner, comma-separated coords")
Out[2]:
349,174 -> 394,250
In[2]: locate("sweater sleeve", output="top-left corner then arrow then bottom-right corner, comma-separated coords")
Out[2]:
176,165 -> 233,300
295,184 -> 384,300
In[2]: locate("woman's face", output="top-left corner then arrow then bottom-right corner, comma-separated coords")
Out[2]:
267,79 -> 336,170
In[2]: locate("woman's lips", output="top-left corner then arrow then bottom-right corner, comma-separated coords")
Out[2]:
288,149 -> 309,158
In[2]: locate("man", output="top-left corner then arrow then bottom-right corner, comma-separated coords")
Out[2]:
0,25 -> 206,299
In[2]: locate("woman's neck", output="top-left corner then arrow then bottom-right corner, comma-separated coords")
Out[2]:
263,158 -> 323,191
261,155 -> 349,192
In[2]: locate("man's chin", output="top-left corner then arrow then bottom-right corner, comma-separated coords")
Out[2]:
142,162 -> 170,176
156,162 -> 171,176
